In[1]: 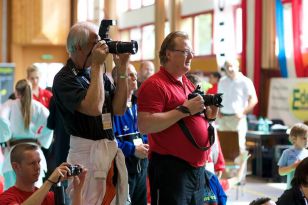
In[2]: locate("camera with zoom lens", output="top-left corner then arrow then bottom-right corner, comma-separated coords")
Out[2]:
99,19 -> 138,54
67,164 -> 82,176
188,85 -> 223,108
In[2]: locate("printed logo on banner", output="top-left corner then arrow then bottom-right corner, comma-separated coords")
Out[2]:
290,82 -> 308,120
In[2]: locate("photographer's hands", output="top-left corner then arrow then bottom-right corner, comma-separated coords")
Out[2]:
112,53 -> 130,115
182,95 -> 205,116
72,168 -> 87,192
47,163 -> 86,184
91,40 -> 109,66
47,163 -> 71,184
113,53 -> 131,75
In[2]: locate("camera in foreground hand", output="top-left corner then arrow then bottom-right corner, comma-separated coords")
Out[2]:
188,85 -> 223,108
99,19 -> 138,54
67,164 -> 82,176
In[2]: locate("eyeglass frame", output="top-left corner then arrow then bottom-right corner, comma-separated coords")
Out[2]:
170,49 -> 195,56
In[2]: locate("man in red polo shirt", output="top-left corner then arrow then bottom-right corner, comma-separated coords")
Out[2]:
137,31 -> 219,205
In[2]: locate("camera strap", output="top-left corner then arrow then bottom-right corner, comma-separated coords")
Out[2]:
177,116 -> 215,151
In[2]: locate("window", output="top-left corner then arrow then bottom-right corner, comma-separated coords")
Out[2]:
283,3 -> 293,58
165,21 -> 170,37
130,0 -> 142,10
77,0 -> 104,23
142,25 -> 155,60
130,28 -> 142,61
34,63 -> 63,88
181,18 -> 193,40
302,0 -> 308,50
235,7 -> 242,53
116,0 -> 129,15
194,14 -> 212,56
142,0 -> 155,7
119,24 -> 155,61
118,0 -> 154,11
182,12 -> 213,56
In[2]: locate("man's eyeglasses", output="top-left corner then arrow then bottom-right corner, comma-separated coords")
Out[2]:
171,49 -> 195,56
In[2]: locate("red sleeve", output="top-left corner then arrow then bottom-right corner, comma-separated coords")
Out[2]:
45,191 -> 54,205
137,80 -> 166,113
219,179 -> 230,191
43,89 -> 53,108
214,135 -> 226,172
0,176 -> 4,194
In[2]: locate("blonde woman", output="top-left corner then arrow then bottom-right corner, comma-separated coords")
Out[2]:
0,79 -> 53,190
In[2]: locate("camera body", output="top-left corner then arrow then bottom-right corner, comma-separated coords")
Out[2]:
99,19 -> 138,54
67,164 -> 82,176
188,85 -> 223,108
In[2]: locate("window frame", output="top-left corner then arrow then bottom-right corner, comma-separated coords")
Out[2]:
126,0 -> 155,12
181,10 -> 215,58
280,0 -> 308,52
233,4 -> 242,54
119,23 -> 155,61
300,0 -> 308,52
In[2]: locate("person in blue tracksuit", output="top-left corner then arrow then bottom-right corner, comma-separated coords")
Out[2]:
204,169 -> 227,205
112,63 -> 149,205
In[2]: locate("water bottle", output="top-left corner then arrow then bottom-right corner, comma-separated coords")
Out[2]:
258,117 -> 265,132
263,118 -> 270,133
263,118 -> 272,133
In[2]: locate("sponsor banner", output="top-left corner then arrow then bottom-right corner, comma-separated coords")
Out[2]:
268,78 -> 308,126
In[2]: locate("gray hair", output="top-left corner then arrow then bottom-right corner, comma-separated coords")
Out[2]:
66,22 -> 98,55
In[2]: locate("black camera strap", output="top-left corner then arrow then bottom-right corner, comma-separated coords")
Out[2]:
177,115 -> 215,151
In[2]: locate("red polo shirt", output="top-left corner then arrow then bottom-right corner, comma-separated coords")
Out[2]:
33,88 -> 52,108
0,186 -> 54,205
138,67 -> 210,167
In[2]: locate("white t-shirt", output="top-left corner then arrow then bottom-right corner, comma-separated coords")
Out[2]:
218,72 -> 256,114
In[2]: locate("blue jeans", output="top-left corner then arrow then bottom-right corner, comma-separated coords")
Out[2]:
128,164 -> 147,205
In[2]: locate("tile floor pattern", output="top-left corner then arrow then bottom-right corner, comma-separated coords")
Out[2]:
226,176 -> 287,205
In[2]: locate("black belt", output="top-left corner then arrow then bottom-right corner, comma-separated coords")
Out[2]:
9,138 -> 39,147
117,133 -> 140,142
221,113 -> 236,116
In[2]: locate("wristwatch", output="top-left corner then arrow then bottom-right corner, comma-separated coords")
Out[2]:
175,105 -> 191,116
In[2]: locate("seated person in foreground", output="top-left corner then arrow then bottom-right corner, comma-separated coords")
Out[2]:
0,144 -> 86,205
204,170 -> 227,205
276,157 -> 308,205
250,197 -> 276,205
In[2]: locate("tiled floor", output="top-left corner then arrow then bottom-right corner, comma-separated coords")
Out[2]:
226,176 -> 286,205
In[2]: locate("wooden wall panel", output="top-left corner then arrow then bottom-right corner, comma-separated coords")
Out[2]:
13,45 -> 68,82
12,0 -> 70,45
41,0 -> 70,44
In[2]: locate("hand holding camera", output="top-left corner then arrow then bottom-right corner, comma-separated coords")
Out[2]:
67,164 -> 83,177
113,53 -> 131,74
92,40 -> 109,66
182,95 -> 205,116
47,163 -> 84,185
99,20 -> 138,55
186,85 -> 223,115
